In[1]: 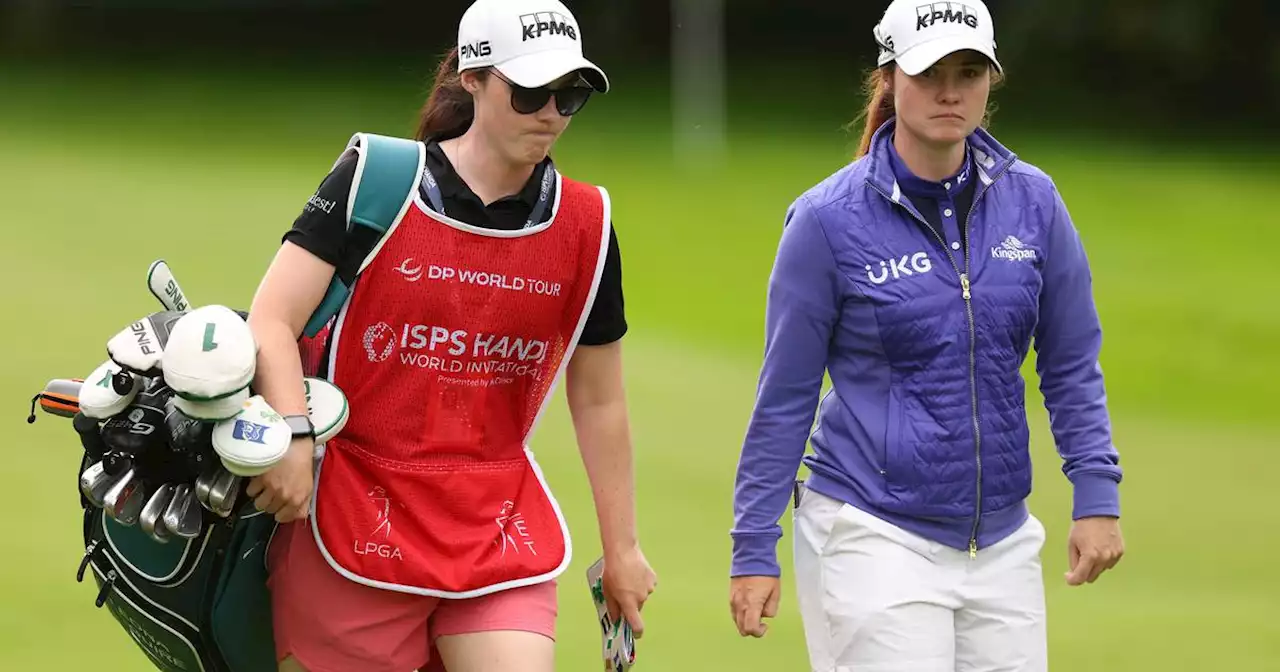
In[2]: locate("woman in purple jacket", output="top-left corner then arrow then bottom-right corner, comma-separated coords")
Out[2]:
727,1 -> 1125,669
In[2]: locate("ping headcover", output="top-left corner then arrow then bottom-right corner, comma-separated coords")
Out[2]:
80,359 -> 142,419
304,377 -> 349,444
211,395 -> 291,477
106,310 -> 186,378
162,305 -> 258,421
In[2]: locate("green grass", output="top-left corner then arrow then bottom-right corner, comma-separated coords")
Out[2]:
1,60 -> 1277,670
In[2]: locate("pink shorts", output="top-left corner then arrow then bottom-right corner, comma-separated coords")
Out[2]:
266,520 -> 558,672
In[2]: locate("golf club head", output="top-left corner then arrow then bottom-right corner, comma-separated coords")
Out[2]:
140,483 -> 177,543
207,469 -> 242,518
212,395 -> 291,477
106,310 -> 186,378
100,396 -> 168,467
103,469 -> 145,525
146,259 -> 191,313
80,359 -> 141,420
80,461 -> 114,508
304,377 -> 349,444
162,305 -> 257,421
102,451 -> 133,477
164,395 -> 216,477
73,412 -> 108,462
194,463 -> 218,511
162,484 -> 204,539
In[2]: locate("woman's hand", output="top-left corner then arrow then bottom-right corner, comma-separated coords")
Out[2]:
1065,516 -> 1125,585
601,543 -> 658,638
729,575 -> 781,638
245,437 -> 315,523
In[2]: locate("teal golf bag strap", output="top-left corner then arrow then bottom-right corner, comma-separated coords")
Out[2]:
302,132 -> 425,338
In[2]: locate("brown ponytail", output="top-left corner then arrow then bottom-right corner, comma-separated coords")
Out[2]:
415,48 -> 490,142
853,65 -> 895,159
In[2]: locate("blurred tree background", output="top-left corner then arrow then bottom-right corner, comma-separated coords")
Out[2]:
4,0 -> 1277,133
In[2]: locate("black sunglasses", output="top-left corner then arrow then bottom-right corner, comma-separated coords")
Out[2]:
489,69 -> 594,116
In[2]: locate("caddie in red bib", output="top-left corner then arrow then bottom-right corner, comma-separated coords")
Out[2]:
309,166 -> 609,598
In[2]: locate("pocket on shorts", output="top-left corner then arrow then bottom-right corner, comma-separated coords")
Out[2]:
832,502 -> 940,559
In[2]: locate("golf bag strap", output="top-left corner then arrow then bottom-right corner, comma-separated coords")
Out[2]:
302,133 -> 425,338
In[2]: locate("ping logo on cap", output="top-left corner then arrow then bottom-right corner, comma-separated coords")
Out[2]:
461,40 -> 492,60
915,2 -> 980,30
520,11 -> 577,42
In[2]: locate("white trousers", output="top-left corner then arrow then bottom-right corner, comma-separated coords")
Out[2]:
793,487 -> 1048,672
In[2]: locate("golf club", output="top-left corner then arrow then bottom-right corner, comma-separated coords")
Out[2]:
103,468 -> 145,525
207,468 -> 241,518
147,259 -> 191,314
194,463 -> 219,511
140,483 -> 177,543
106,310 -> 186,380
80,461 -> 114,508
162,484 -> 204,539
73,412 -> 108,462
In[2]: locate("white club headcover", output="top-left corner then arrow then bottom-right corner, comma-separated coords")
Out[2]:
212,395 -> 291,477
162,305 -> 257,404
80,359 -> 142,419
172,388 -> 251,422
304,377 -> 349,444
106,311 -> 184,376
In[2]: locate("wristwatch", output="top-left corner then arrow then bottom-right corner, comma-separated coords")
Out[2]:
283,414 -> 315,439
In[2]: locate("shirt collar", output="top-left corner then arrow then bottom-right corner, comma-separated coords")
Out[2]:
425,141 -> 554,208
887,137 -> 972,200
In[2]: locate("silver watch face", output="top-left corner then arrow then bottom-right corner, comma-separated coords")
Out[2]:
285,415 -> 313,436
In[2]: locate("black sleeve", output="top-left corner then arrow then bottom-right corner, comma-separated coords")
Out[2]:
281,153 -> 358,268
578,223 -> 627,346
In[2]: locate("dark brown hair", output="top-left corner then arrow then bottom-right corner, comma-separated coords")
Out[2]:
852,61 -> 1005,159
854,65 -> 896,159
415,48 -> 491,142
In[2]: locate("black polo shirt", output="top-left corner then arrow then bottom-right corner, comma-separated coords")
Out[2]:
283,141 -> 627,346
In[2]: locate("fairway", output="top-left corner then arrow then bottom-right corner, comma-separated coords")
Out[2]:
1,60 -> 1277,671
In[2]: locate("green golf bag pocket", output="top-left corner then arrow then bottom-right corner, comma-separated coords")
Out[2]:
208,511 -> 279,672
81,495 -> 280,672
88,551 -> 207,672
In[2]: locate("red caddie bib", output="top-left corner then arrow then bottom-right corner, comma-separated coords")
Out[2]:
308,173 -> 610,598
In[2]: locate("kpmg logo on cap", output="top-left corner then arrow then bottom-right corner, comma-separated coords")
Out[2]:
915,2 -> 979,30
520,11 -> 577,42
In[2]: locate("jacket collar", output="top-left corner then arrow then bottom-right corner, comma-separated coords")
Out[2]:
864,117 -> 1017,205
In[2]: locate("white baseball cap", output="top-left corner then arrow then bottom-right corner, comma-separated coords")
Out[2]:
873,0 -> 1002,76
456,0 -> 609,93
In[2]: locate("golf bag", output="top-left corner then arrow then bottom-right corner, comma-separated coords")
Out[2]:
78,460 -> 278,672
52,131 -> 423,671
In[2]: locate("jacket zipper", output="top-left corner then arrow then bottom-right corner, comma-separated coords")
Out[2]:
868,157 -> 1014,560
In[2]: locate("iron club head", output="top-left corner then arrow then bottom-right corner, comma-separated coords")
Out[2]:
140,483 -> 177,543
80,461 -> 114,508
163,484 -> 204,539
103,468 -> 145,525
208,468 -> 242,518
195,463 -> 219,511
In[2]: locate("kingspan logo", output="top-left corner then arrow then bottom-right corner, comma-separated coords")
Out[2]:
915,2 -> 980,30
991,236 -> 1037,262
520,11 -> 577,42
